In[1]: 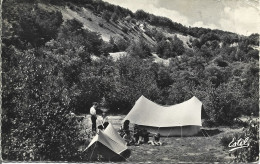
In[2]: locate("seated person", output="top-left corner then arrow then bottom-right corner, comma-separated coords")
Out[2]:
103,122 -> 109,129
148,133 -> 162,146
138,129 -> 150,144
123,130 -> 135,146
143,129 -> 150,143
119,120 -> 130,137
97,112 -> 109,131
133,124 -> 141,143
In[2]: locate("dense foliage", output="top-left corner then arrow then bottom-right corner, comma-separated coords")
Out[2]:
230,118 -> 259,162
2,0 -> 259,161
220,117 -> 259,162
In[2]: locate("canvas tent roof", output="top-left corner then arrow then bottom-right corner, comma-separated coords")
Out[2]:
123,95 -> 203,127
84,123 -> 128,161
103,123 -> 127,146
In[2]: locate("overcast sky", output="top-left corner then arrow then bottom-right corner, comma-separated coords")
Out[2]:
104,0 -> 260,36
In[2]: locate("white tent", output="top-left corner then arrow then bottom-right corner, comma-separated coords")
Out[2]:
84,123 -> 129,161
123,95 -> 203,136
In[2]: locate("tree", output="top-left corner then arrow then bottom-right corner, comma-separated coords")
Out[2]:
115,37 -> 129,51
156,36 -> 185,59
192,39 -> 201,49
102,10 -> 111,22
135,10 -> 149,20
247,33 -> 259,45
127,38 -> 151,58
156,68 -> 173,89
2,46 -> 86,161
19,5 -> 63,47
57,19 -> 103,56
106,56 -> 160,113
111,11 -> 119,22
247,49 -> 259,60
197,80 -> 244,125
200,32 -> 220,46
171,35 -> 185,55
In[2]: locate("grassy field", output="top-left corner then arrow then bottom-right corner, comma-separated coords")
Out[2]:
81,114 -> 242,163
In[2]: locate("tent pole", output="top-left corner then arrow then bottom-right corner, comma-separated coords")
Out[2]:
181,126 -> 182,138
166,127 -> 172,138
90,142 -> 97,161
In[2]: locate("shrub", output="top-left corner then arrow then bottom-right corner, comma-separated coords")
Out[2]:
111,12 -> 119,22
1,47 -> 89,161
87,17 -> 92,21
102,10 -> 111,22
199,82 -> 243,126
69,5 -> 75,10
98,22 -> 103,27
115,37 -> 129,51
220,132 -> 244,149
85,4 -> 95,11
127,38 -> 152,58
130,18 -> 137,24
18,6 -> 63,47
122,26 -> 128,33
202,119 -> 215,128
220,135 -> 233,149
229,117 -> 259,162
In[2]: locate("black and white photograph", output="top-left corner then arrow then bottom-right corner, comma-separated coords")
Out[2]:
1,0 -> 259,163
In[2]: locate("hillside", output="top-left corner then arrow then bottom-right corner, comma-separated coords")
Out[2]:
2,0 -> 259,124
35,1 -> 199,64
39,3 -> 155,43
2,0 -> 259,162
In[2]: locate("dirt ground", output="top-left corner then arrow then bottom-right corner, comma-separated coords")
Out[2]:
80,114 -> 241,163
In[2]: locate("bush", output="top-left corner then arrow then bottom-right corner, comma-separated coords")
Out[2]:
98,22 -> 103,27
202,119 -> 215,128
198,81 -> 243,126
122,26 -> 128,33
127,38 -> 152,58
18,6 -> 63,47
1,47 -> 88,161
85,4 -> 95,11
130,18 -> 137,24
111,12 -> 119,22
115,37 -> 129,51
229,117 -> 259,162
220,135 -> 233,149
102,10 -> 111,22
220,132 -> 244,149
69,4 -> 75,10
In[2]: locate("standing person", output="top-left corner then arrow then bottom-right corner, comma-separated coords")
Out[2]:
90,102 -> 98,134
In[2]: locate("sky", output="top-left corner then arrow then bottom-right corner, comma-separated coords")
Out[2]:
103,0 -> 260,36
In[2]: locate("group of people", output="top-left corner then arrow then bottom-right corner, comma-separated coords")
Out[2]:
119,120 -> 162,146
89,102 -> 162,146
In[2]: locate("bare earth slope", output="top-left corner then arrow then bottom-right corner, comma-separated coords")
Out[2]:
38,3 -> 193,48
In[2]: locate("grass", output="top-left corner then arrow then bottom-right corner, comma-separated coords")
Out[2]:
80,114 -> 242,163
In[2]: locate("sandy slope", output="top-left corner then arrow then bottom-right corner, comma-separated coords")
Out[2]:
39,3 -> 192,49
